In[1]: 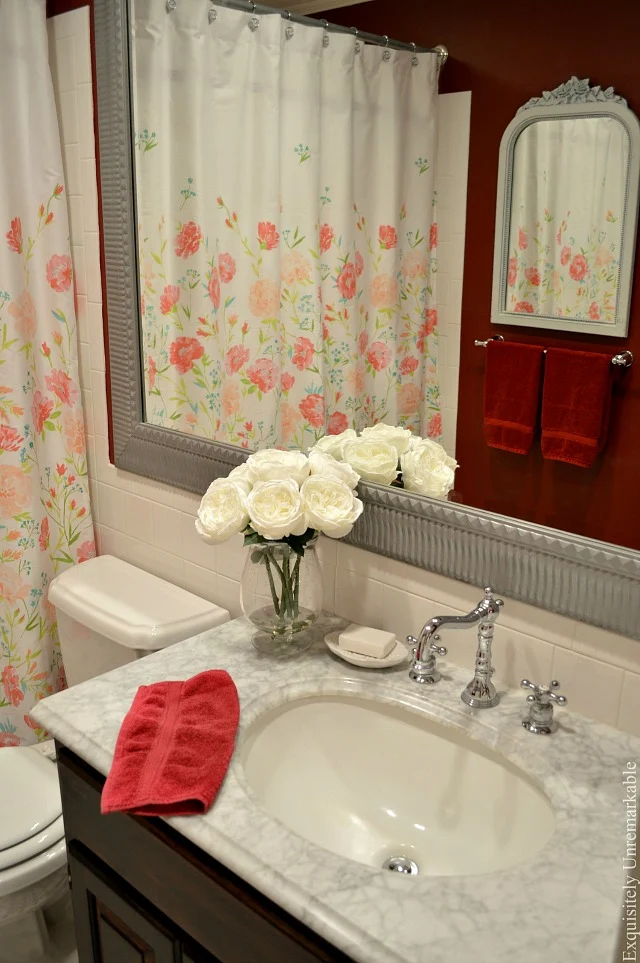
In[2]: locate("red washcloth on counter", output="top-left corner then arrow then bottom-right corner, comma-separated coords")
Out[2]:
541,349 -> 613,468
483,340 -> 545,454
101,670 -> 239,817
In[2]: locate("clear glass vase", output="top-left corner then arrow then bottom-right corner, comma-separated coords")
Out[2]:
240,538 -> 323,655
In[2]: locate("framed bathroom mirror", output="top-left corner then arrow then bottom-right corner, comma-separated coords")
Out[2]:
94,0 -> 640,639
491,77 -> 640,337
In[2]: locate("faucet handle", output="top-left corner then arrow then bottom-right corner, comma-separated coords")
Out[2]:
407,635 -> 448,659
520,679 -> 567,735
520,679 -> 567,705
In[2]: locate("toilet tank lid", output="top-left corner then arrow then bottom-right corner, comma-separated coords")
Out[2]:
48,555 -> 230,650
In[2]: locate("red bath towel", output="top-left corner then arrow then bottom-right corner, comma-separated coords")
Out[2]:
541,349 -> 613,468
101,669 -> 239,817
483,340 -> 545,454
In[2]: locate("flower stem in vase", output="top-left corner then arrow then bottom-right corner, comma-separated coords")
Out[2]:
263,551 -> 280,617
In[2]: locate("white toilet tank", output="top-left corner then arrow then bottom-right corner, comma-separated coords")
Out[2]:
49,555 -> 230,686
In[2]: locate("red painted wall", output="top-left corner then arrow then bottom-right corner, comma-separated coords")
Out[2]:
329,0 -> 640,550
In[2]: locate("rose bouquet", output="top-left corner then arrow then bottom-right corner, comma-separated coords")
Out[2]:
310,423 -> 458,499
195,448 -> 363,650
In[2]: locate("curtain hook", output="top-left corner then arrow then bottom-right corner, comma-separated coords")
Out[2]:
382,34 -> 391,61
285,9 -> 294,39
208,1 -> 217,24
248,1 -> 259,31
352,26 -> 361,54
166,0 -> 177,11
411,41 -> 418,67
322,19 -> 330,47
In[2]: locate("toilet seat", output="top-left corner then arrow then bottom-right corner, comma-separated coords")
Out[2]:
0,748 -> 63,878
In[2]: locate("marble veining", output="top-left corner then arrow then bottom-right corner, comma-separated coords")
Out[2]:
32,616 -> 639,963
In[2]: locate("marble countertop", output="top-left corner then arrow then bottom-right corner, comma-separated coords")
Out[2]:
33,616 -> 638,963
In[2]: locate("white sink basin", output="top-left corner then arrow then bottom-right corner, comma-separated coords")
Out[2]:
240,694 -> 555,876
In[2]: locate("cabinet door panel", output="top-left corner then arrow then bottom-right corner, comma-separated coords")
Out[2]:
68,845 -> 179,963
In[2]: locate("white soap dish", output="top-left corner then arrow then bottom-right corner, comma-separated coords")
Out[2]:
324,631 -> 409,669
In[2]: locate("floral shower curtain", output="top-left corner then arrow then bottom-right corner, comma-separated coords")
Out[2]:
0,0 -> 94,747
132,0 -> 441,449
507,116 -> 627,323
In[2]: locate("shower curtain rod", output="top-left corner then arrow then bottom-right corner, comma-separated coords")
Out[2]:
166,0 -> 448,63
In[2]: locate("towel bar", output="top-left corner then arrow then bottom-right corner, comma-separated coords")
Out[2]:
473,337 -> 633,368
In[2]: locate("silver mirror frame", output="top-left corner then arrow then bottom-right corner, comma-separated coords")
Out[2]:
95,2 -> 640,639
491,76 -> 640,337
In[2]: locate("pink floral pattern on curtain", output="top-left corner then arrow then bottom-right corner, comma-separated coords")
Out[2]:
0,190 -> 94,747
140,186 -> 440,449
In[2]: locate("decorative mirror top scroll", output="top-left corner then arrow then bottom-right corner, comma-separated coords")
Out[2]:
491,77 -> 640,337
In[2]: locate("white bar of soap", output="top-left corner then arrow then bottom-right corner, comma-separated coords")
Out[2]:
338,624 -> 396,659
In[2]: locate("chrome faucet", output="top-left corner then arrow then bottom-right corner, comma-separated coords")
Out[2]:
408,587 -> 503,709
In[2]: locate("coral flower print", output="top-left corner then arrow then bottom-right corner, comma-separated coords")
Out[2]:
45,254 -> 73,293
8,290 -> 36,341
397,382 -> 421,417
77,540 -> 97,564
369,274 -> 399,309
366,341 -> 392,372
514,301 -> 534,314
427,412 -> 442,439
46,369 -> 78,406
221,380 -> 241,417
257,221 -> 280,251
62,409 -> 86,455
148,355 -> 157,390
400,250 -> 427,280
174,221 -> 203,258
507,257 -> 518,287
2,665 -> 24,708
248,279 -> 280,319
207,268 -> 221,310
225,345 -> 251,376
589,302 -> 600,320
0,466 -> 31,517
281,372 -> 295,392
292,336 -> 315,371
518,228 -> 528,251
336,262 -> 357,300
569,254 -> 588,282
6,217 -> 22,254
400,356 -> 419,376
219,252 -> 236,283
169,337 -> 204,374
319,224 -> 334,254
354,251 -> 364,278
0,426 -> 23,452
39,516 -> 50,551
299,393 -> 325,428
247,358 -> 277,394
327,411 -> 349,435
282,251 -> 312,285
378,225 -> 397,250
524,266 -> 541,286
429,222 -> 438,250
160,284 -> 180,315
560,246 -> 571,266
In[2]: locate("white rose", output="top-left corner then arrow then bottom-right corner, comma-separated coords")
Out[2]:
195,478 -> 249,544
409,437 -> 458,471
401,446 -> 456,499
227,462 -> 253,494
360,423 -> 413,456
245,448 -> 310,487
311,429 -> 357,461
301,476 -> 363,539
343,438 -> 399,486
246,479 -> 308,540
308,450 -> 360,490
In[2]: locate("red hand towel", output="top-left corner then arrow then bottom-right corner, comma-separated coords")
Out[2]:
541,349 -> 613,468
483,340 -> 545,454
101,670 -> 239,817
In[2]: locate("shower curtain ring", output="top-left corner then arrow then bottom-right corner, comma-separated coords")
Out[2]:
382,34 -> 391,61
410,41 -> 418,66
166,0 -> 177,11
208,2 -> 217,24
285,9 -> 294,39
352,26 -> 361,54
248,1 -> 259,31
322,19 -> 330,47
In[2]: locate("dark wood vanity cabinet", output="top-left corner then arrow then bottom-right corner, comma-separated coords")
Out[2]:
57,746 -> 354,963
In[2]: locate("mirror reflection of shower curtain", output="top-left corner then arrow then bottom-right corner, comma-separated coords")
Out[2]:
0,0 -> 95,746
132,0 -> 441,448
506,117 -> 627,324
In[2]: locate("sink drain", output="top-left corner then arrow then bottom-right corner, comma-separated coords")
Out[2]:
382,855 -> 419,875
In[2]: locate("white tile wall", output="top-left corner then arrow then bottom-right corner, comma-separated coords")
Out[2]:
48,9 -> 640,738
